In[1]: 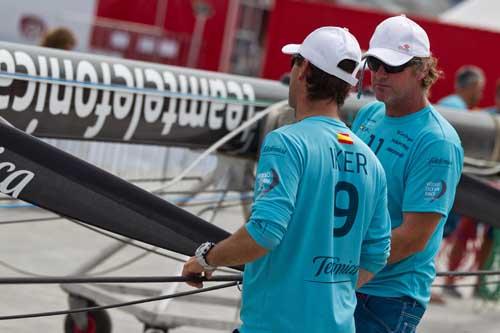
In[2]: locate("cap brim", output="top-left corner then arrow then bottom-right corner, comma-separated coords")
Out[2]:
282,44 -> 300,55
363,48 -> 413,66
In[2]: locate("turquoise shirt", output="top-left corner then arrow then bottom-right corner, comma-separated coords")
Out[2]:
352,102 -> 464,307
437,94 -> 467,110
240,116 -> 391,333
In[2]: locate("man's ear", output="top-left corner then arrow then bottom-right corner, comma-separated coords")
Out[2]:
416,61 -> 430,81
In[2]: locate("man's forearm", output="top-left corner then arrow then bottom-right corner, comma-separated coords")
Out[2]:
387,227 -> 423,264
357,269 -> 374,289
387,212 -> 442,264
205,226 -> 268,267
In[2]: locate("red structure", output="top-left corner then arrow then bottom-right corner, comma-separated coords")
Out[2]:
262,0 -> 500,106
92,0 -> 230,71
90,0 -> 500,106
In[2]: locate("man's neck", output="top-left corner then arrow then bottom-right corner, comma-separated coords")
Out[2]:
295,98 -> 340,121
385,91 -> 429,117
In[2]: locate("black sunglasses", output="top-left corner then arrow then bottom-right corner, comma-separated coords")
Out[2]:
366,56 -> 420,74
290,54 -> 304,68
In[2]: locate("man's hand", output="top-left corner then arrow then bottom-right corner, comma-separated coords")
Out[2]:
182,256 -> 213,288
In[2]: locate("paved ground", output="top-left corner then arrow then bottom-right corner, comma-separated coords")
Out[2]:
0,204 -> 498,333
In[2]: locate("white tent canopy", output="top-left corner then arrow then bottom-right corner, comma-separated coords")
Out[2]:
440,0 -> 500,33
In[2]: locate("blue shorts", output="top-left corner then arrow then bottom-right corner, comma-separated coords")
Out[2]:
355,293 -> 425,333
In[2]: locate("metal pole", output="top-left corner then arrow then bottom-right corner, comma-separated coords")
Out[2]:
218,0 -> 241,72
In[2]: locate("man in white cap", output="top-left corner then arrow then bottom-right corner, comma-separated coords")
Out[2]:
182,26 -> 391,332
351,15 -> 464,332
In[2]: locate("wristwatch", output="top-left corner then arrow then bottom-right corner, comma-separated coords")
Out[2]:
195,242 -> 217,271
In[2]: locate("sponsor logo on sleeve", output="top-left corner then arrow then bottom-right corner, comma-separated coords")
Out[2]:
255,168 -> 279,199
428,157 -> 452,168
261,145 -> 287,155
425,180 -> 447,202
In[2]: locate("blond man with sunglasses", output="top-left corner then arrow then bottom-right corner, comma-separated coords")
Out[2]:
351,15 -> 464,332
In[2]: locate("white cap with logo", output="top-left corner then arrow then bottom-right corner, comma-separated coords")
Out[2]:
281,26 -> 362,86
365,15 -> 430,66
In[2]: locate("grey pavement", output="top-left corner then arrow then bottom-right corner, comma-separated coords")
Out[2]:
0,205 -> 498,333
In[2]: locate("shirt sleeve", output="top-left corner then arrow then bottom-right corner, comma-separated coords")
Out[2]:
359,170 -> 391,274
245,130 -> 303,250
402,139 -> 464,216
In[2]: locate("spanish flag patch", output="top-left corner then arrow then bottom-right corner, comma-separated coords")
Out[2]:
338,132 -> 354,144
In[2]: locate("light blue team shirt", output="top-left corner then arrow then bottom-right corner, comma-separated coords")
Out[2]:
240,116 -> 391,333
352,102 -> 464,307
437,94 -> 468,110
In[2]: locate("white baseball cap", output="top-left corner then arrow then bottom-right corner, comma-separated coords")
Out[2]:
281,26 -> 361,86
364,15 -> 430,66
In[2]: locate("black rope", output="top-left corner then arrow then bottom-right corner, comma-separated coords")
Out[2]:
0,274 -> 242,285
432,280 -> 500,288
0,281 -> 238,321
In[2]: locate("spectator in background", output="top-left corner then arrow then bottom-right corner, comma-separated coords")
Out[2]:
40,27 -> 76,50
438,65 -> 485,110
483,79 -> 500,114
438,66 -> 492,299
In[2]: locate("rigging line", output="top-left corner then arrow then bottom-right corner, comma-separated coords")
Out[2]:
0,71 -> 274,107
171,192 -> 252,207
68,219 -> 186,260
156,188 -> 253,196
0,251 -> 151,278
127,176 -> 202,183
91,251 -> 151,276
178,199 -> 252,209
0,196 -> 252,225
0,275 -> 242,285
69,219 -> 238,274
0,187 -> 251,202
208,190 -> 229,224
436,270 -> 500,277
0,259 -> 52,278
0,214 -> 236,274
0,281 -> 238,321
150,101 -> 286,194
0,216 -> 63,225
432,280 -> 500,288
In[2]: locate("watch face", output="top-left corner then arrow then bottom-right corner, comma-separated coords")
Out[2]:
195,242 -> 216,270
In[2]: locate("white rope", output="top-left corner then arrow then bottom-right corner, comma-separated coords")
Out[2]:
150,100 -> 288,194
